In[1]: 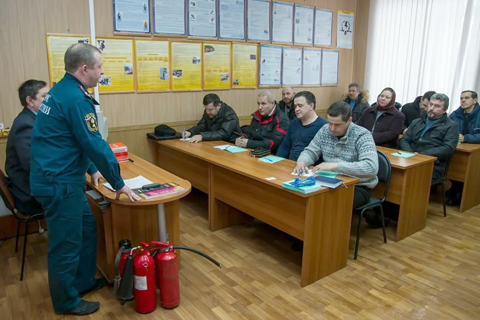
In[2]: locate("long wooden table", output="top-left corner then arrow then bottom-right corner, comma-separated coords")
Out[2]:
373,146 -> 436,241
155,140 -> 358,287
86,153 -> 191,282
447,143 -> 480,213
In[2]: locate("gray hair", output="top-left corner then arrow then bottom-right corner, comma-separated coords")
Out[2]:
430,93 -> 450,110
258,91 -> 275,103
348,82 -> 362,92
64,43 -> 101,73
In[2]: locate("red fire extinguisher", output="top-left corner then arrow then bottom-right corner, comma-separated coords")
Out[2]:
151,241 -> 222,309
133,242 -> 157,314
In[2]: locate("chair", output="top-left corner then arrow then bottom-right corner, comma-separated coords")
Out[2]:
353,150 -> 391,260
0,169 -> 45,280
431,157 -> 452,217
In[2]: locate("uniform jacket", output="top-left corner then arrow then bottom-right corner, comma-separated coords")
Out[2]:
401,96 -> 424,128
188,102 -> 241,143
399,113 -> 459,178
242,105 -> 290,153
30,73 -> 125,193
356,106 -> 405,148
449,103 -> 480,143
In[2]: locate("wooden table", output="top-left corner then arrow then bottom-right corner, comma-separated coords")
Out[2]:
155,140 -> 358,287
373,146 -> 436,241
86,153 -> 191,282
447,143 -> 480,212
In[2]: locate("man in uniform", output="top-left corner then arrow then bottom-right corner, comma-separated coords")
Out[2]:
30,43 -> 140,316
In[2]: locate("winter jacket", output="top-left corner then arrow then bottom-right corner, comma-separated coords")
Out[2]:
401,96 -> 424,128
356,106 -> 405,148
399,113 -> 459,179
343,92 -> 370,123
188,102 -> 241,143
242,105 -> 290,153
449,103 -> 480,143
278,100 -> 297,120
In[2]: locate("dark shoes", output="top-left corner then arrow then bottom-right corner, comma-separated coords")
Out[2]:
56,300 -> 100,316
446,198 -> 461,206
79,277 -> 109,297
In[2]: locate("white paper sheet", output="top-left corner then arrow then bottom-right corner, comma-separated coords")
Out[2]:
103,175 -> 153,191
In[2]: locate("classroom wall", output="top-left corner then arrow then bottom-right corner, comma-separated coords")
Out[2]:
0,0 -> 369,163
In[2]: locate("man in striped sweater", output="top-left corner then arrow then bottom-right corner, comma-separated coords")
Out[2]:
295,101 -> 379,208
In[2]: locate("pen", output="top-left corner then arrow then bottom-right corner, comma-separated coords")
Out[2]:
396,150 -> 402,155
128,158 -> 134,162
183,128 -> 186,139
263,157 -> 273,162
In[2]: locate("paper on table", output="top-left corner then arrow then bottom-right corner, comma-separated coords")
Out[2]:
258,155 -> 284,163
291,169 -> 315,177
213,144 -> 232,150
103,175 -> 153,191
315,171 -> 338,178
213,145 -> 248,153
180,138 -> 191,141
391,152 -> 415,158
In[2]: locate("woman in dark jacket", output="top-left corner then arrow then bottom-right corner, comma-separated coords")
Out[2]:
357,87 -> 405,148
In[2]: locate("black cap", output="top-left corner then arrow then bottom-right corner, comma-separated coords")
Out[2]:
154,124 -> 176,137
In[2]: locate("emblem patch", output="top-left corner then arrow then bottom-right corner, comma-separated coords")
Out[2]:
84,113 -> 98,132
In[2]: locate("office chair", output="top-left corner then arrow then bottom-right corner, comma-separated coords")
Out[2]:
431,157 -> 452,217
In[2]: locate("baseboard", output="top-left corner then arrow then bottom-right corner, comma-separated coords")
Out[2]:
0,214 -> 47,240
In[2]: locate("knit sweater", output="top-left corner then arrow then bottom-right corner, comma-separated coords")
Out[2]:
297,123 -> 379,188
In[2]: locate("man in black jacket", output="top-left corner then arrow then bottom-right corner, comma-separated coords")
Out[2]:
5,80 -> 49,215
401,90 -> 436,128
399,93 -> 459,180
278,86 -> 296,120
343,83 -> 370,123
184,93 -> 241,143
236,91 -> 290,154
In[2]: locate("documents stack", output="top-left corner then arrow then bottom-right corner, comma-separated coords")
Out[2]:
109,142 -> 129,163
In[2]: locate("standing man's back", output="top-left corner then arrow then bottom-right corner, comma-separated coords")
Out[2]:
5,80 -> 49,215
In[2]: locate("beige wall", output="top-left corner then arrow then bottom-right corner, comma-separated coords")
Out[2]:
0,0 -> 368,160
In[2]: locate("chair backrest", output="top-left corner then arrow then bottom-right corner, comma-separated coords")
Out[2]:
376,150 -> 392,202
0,169 -> 16,213
441,155 -> 453,180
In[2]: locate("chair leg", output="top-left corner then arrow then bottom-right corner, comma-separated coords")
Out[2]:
441,182 -> 446,217
354,209 -> 364,260
20,220 -> 30,281
379,206 -> 387,243
15,221 -> 21,253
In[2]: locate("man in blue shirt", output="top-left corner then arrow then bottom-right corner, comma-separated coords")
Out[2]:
30,43 -> 140,315
277,91 -> 327,161
446,90 -> 479,205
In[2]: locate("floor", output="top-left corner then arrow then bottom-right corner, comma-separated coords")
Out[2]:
1,189 -> 479,320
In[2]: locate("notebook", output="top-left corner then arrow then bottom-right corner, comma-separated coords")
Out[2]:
315,176 -> 344,189
258,155 -> 284,163
282,179 -> 322,194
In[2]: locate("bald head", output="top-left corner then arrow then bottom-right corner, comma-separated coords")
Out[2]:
64,43 -> 102,73
282,87 -> 295,106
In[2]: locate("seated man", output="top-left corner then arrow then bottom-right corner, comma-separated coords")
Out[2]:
294,101 -> 379,209
5,80 -> 49,215
184,93 -> 241,143
401,90 -> 436,128
343,82 -> 370,123
236,91 -> 289,154
278,86 -> 296,120
446,90 -> 479,205
399,93 -> 459,181
277,91 -> 327,161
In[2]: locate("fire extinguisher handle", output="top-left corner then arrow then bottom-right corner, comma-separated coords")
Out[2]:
139,241 -> 150,248
151,240 -> 170,247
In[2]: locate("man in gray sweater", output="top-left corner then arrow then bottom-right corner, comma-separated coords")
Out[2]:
295,101 -> 379,208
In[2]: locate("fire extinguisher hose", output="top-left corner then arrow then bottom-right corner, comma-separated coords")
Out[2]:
172,246 -> 222,268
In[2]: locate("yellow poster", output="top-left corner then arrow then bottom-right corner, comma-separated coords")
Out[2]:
96,38 -> 135,92
203,43 -> 231,90
46,35 -> 91,87
232,44 -> 258,88
135,40 -> 170,91
171,42 -> 202,91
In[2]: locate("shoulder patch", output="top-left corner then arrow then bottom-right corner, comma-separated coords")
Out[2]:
84,113 -> 98,132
